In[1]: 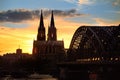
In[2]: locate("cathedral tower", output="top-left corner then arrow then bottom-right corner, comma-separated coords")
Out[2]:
33,10 -> 65,58
48,11 -> 57,41
37,10 -> 46,41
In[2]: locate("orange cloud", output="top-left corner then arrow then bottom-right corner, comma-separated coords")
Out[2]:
78,0 -> 94,5
93,18 -> 120,26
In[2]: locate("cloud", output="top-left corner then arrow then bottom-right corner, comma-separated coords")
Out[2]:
0,9 -> 85,23
0,9 -> 34,22
78,0 -> 95,5
0,26 -> 33,40
0,27 -> 5,30
116,11 -> 120,14
93,18 -> 119,26
64,0 -> 120,7
112,0 -> 120,6
78,0 -> 119,5
93,18 -> 107,26
108,10 -> 120,14
64,0 -> 95,5
52,9 -> 86,17
64,0 -> 76,3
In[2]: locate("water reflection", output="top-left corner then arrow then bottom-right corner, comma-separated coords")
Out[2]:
0,73 -> 58,80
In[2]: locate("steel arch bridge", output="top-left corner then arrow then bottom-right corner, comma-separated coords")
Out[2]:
68,25 -> 120,61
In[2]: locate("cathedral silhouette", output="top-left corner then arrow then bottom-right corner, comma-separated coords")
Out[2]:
32,10 -> 65,61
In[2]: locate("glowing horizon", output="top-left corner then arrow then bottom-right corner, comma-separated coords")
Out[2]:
0,17 -> 80,55
0,0 -> 120,55
0,17 -> 119,55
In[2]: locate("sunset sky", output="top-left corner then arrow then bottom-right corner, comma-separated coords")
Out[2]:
0,0 -> 120,55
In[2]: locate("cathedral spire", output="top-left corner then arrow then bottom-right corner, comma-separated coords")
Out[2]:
39,10 -> 44,29
50,10 -> 55,28
37,10 -> 46,41
48,11 -> 57,41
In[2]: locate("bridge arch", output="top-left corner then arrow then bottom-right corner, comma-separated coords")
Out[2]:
68,25 -> 120,61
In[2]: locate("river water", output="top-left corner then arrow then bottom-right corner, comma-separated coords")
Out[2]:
0,74 -> 58,80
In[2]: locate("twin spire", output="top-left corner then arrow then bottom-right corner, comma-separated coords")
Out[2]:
37,10 -> 57,41
50,11 -> 55,28
39,10 -> 44,29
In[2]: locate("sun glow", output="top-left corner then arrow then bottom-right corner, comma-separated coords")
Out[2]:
0,17 -> 81,55
22,40 -> 34,54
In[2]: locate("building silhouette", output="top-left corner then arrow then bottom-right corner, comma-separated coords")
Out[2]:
32,10 -> 65,61
3,48 -> 31,63
16,48 -> 22,54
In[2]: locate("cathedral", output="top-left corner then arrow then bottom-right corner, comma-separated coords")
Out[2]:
32,10 -> 65,61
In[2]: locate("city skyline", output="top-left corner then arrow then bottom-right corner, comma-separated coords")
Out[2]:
0,0 -> 120,55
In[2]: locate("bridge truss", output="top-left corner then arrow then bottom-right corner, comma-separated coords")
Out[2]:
68,25 -> 120,61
